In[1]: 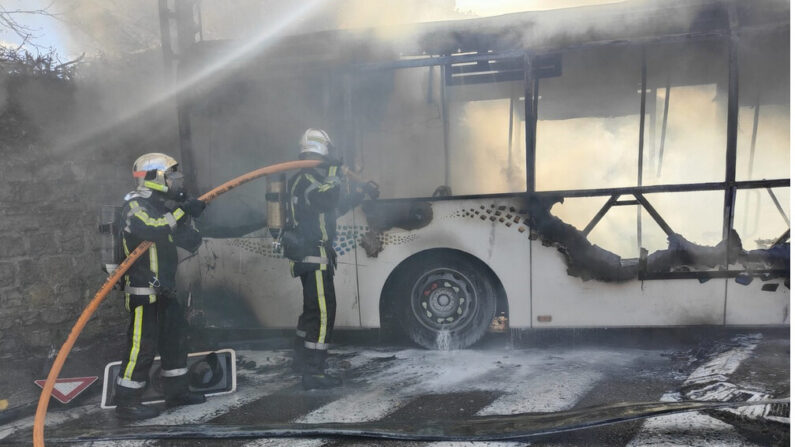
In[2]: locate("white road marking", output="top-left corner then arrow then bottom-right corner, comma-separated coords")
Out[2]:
477,367 -> 602,415
131,350 -> 296,427
243,438 -> 329,447
629,334 -> 765,447
296,389 -> 406,423
684,334 -> 761,386
627,393 -> 762,447
425,442 -> 530,447
296,347 -> 642,425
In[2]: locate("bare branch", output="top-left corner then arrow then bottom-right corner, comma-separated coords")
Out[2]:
0,1 -> 59,53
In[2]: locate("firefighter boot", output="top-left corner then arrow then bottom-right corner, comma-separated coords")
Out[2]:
291,336 -> 306,373
114,383 -> 160,420
162,375 -> 206,408
302,349 -> 342,390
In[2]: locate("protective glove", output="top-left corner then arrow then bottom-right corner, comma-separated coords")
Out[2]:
362,180 -> 380,200
182,197 -> 206,218
174,226 -> 202,253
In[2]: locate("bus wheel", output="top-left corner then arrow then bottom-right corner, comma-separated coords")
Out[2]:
397,252 -> 496,350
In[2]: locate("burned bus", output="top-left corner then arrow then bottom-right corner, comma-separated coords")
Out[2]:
162,0 -> 789,349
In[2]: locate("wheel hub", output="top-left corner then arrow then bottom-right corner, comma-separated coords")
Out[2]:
415,271 -> 473,328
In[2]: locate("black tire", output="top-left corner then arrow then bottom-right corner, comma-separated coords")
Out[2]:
395,251 -> 497,350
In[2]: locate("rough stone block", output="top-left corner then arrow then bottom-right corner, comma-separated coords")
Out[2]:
38,255 -> 77,282
16,259 -> 40,286
17,182 -> 51,203
22,328 -> 52,349
0,262 -> 15,287
54,283 -> 86,306
28,232 -> 56,256
59,231 -> 85,253
0,287 -> 23,307
0,236 -> 26,258
24,283 -> 52,308
41,306 -> 74,324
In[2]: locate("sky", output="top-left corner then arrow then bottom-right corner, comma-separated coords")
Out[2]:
0,0 -> 70,56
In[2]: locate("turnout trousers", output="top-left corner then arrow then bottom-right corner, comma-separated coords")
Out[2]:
116,294 -> 189,390
296,268 -> 337,370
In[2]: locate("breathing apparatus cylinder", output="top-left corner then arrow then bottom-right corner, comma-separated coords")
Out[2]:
98,205 -> 123,275
266,174 -> 287,244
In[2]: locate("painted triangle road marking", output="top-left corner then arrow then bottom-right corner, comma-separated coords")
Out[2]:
35,377 -> 98,404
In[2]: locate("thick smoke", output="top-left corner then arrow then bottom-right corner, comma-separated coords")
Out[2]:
39,0 -> 790,251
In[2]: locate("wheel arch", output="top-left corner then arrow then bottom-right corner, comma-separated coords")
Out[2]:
378,247 -> 509,336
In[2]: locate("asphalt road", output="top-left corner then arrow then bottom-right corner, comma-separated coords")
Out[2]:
0,329 -> 788,446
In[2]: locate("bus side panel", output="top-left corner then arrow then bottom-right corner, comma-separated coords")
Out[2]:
530,240 -> 727,327
177,212 -> 361,329
177,238 -> 299,329
355,198 -> 532,329
725,280 -> 790,325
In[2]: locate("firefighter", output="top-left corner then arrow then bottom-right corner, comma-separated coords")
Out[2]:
113,153 -> 207,420
287,129 -> 377,390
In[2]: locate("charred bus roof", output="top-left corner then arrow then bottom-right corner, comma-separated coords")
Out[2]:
186,0 -> 788,68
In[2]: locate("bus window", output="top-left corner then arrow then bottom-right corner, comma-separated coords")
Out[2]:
643,40 -> 729,185
551,196 -> 650,259
535,45 -> 643,191
352,66 -> 445,199
447,75 -> 526,195
736,30 -> 790,182
642,191 -> 724,249
735,187 -> 790,249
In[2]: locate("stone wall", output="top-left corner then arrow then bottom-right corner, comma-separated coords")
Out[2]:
0,53 -> 179,358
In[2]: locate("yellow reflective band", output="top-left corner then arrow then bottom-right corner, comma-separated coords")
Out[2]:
173,208 -> 185,220
123,305 -> 144,380
143,180 -> 168,192
149,294 -> 156,304
319,244 -> 327,271
133,209 -> 172,228
168,235 -> 173,242
304,173 -> 320,185
316,269 -> 327,344
149,243 -> 158,277
328,166 -> 337,176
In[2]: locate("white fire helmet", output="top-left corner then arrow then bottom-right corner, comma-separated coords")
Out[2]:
132,152 -> 179,193
299,128 -> 332,159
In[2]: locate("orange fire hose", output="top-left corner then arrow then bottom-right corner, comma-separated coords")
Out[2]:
33,159 -> 321,447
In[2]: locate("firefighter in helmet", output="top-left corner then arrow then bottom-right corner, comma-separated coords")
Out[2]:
287,129 -> 378,390
114,153 -> 207,419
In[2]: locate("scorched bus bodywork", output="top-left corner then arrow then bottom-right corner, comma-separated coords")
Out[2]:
166,0 -> 790,349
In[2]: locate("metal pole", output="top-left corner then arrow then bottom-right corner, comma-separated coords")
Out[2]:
656,81 -> 670,178
648,84 -> 657,174
508,97 -> 514,180
637,48 -> 647,252
524,53 -> 537,193
441,63 -> 450,187
766,187 -> 790,224
741,95 -> 761,236
748,95 -> 760,177
174,0 -> 200,195
723,11 -> 740,244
